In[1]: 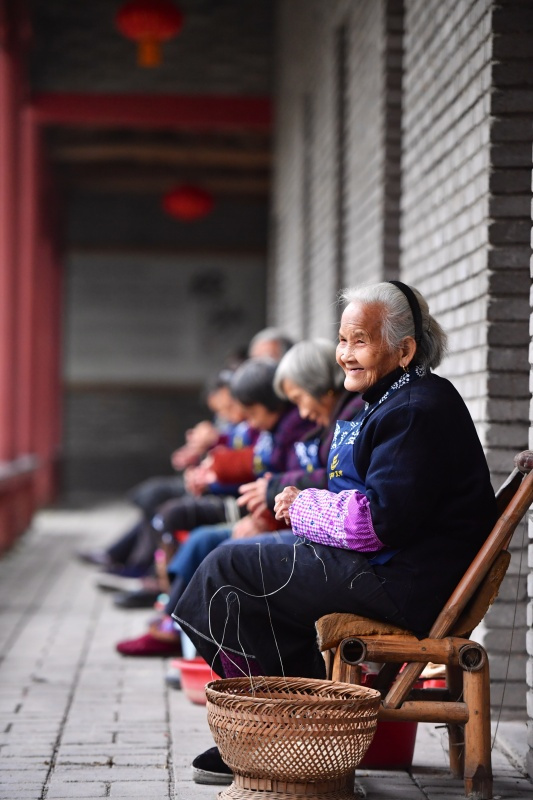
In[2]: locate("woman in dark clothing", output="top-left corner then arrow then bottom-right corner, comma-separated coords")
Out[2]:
173,281 -> 497,785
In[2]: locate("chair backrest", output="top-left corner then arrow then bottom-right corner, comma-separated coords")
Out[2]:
384,450 -> 533,709
430,450 -> 533,640
450,454 -> 531,636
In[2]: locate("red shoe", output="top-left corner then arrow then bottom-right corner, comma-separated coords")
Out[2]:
116,632 -> 182,657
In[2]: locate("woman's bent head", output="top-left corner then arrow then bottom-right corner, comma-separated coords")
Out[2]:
337,282 -> 447,394
230,358 -> 286,430
274,339 -> 345,426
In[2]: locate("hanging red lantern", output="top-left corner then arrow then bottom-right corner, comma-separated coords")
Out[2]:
116,0 -> 184,68
162,185 -> 215,222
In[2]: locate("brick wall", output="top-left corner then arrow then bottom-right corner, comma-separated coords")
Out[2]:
270,0 -> 403,339
528,141 -> 533,775
62,387 -> 205,502
401,0 -> 494,424
402,0 -> 532,720
272,0 -> 533,730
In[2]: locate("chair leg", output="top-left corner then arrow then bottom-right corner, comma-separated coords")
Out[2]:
322,649 -> 333,680
463,661 -> 492,799
446,665 -> 465,778
332,649 -> 362,684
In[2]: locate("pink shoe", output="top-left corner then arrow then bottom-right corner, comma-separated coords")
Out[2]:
116,632 -> 182,657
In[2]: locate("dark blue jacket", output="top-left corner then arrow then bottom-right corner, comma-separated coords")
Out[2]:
354,368 -> 497,635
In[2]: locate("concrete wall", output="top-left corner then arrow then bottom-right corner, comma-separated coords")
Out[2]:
271,0 -> 533,729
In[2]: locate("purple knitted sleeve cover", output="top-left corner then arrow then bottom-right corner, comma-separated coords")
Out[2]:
289,488 -> 384,552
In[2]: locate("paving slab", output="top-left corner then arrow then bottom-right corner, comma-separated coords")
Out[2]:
0,503 -> 531,800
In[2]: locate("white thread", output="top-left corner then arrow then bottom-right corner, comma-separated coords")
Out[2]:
257,542 -> 287,681
207,539 -> 300,682
304,540 -> 328,580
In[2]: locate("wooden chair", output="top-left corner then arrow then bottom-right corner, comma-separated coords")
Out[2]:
316,450 -> 533,800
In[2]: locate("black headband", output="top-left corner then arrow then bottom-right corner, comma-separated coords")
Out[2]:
388,280 -> 423,344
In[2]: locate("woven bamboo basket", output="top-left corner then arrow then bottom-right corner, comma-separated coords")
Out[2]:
206,677 -> 380,800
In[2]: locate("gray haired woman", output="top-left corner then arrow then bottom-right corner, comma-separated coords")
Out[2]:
174,281 -> 497,785
238,338 -> 360,515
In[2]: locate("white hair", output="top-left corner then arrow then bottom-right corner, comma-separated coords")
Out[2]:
341,282 -> 447,370
247,328 -> 294,358
274,339 -> 345,399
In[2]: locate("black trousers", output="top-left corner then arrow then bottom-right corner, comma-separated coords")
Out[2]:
127,475 -> 186,517
151,494 -> 239,535
173,537 -> 410,680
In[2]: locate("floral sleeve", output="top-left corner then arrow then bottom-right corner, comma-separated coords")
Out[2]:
288,488 -> 384,552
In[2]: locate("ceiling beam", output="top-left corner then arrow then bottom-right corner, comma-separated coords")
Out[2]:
31,93 -> 272,132
58,173 -> 270,196
50,142 -> 271,170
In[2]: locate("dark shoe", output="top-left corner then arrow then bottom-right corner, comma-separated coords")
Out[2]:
95,574 -> 146,593
102,564 -> 153,578
76,548 -> 112,567
116,632 -> 182,657
113,588 -> 162,609
165,659 -> 182,690
192,746 -> 233,785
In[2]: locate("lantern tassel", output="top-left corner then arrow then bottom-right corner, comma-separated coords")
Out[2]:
138,38 -> 161,68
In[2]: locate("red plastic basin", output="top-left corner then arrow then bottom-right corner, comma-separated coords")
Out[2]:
359,718 -> 418,770
358,672 -> 421,770
358,673 -> 447,769
176,657 -> 220,705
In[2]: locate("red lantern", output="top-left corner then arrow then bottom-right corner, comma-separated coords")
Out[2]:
162,185 -> 215,222
116,0 -> 184,68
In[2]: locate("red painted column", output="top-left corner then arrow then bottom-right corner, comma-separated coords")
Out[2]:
33,229 -> 63,504
16,108 -> 40,459
16,112 -> 62,505
0,2 -> 19,461
0,0 -> 41,547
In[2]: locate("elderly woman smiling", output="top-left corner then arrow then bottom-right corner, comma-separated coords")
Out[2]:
173,281 -> 497,786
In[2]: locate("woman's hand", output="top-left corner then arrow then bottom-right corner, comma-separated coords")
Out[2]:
186,420 -> 220,451
171,421 -> 220,470
274,486 -> 301,526
171,444 -> 201,471
237,475 -> 270,517
183,458 -> 217,496
231,515 -> 266,539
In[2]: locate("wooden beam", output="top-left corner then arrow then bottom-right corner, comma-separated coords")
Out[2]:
378,701 -> 469,724
50,142 -> 271,170
31,93 -> 272,132
58,170 -> 270,196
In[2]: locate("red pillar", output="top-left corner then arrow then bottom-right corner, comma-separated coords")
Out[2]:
0,2 -> 19,461
33,229 -> 63,503
17,110 -> 62,506
16,108 -> 40,460
0,0 -> 43,547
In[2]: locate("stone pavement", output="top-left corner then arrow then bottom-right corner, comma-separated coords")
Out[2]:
0,502 -> 531,800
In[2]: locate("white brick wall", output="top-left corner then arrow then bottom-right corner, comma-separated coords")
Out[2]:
270,0 -> 403,338
401,0 -> 532,724
402,0 -> 493,425
271,0 -> 533,744
526,136 -> 533,776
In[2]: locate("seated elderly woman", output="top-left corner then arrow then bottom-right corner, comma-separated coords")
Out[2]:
173,281 -> 497,786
